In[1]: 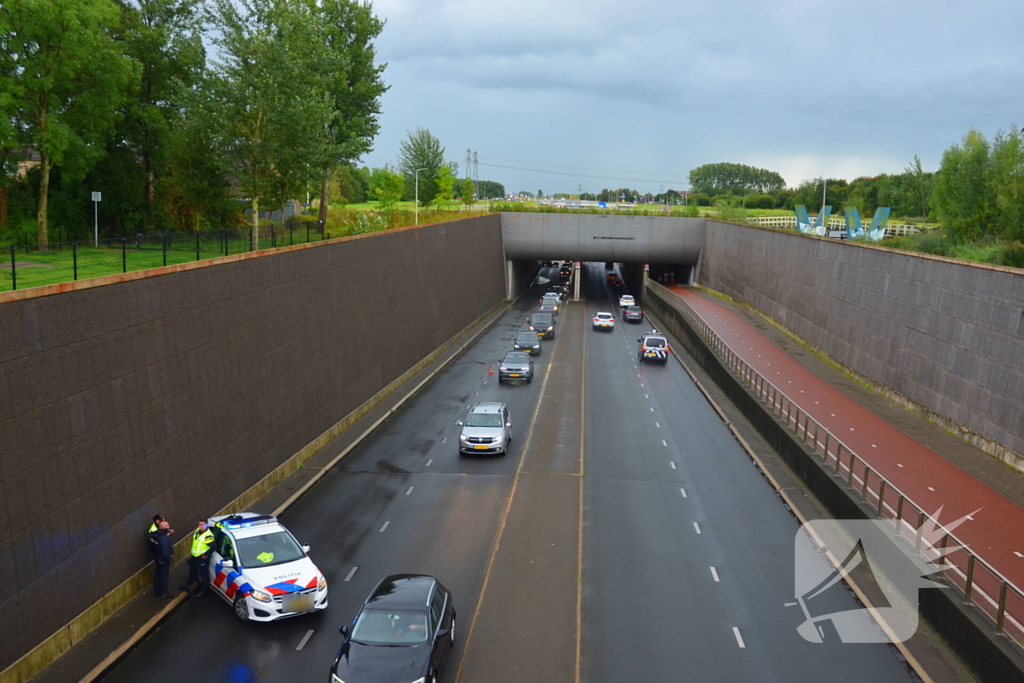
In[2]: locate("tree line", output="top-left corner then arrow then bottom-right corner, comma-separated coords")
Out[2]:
0,0 -> 387,249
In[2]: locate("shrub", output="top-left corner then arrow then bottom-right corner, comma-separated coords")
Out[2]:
688,193 -> 711,207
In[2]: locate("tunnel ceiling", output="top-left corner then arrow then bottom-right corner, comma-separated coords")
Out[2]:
499,213 -> 705,265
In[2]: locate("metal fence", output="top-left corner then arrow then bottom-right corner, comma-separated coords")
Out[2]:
658,282 -> 1024,649
1,221 -> 328,293
745,215 -> 931,237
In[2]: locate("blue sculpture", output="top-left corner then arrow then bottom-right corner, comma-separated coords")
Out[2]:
866,207 -> 891,242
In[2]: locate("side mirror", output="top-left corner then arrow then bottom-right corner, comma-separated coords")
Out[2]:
637,338 -> 642,342
436,629 -> 448,639
339,625 -> 349,637
506,422 -> 512,429
221,559 -> 234,568
302,545 -> 310,553
457,420 -> 463,426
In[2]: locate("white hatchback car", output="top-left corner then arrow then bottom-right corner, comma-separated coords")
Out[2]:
207,512 -> 328,622
593,312 -> 615,331
619,295 -> 635,309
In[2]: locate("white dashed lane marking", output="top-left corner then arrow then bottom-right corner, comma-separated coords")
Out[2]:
680,488 -> 687,498
344,566 -> 358,582
670,461 -> 676,469
1015,552 -> 1023,558
441,437 -> 448,444
662,440 -> 668,447
406,486 -> 414,495
710,567 -> 720,582
655,422 -> 661,428
426,459 -> 433,467
296,630 -> 315,651
379,521 -> 390,532
733,627 -> 746,649
693,522 -> 702,534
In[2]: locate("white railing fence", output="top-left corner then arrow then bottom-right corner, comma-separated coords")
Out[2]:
651,281 -> 1024,649
744,215 -> 931,238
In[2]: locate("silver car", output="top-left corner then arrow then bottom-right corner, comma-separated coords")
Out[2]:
498,351 -> 534,384
458,402 -> 512,455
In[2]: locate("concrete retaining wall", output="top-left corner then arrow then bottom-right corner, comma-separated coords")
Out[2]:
697,220 -> 1024,467
0,215 -> 506,672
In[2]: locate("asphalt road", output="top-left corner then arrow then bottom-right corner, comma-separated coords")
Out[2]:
96,264 -> 913,683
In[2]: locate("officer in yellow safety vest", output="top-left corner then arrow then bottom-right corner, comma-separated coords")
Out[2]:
180,520 -> 215,597
147,514 -> 165,533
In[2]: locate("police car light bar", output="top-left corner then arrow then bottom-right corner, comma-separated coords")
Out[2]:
220,514 -> 277,529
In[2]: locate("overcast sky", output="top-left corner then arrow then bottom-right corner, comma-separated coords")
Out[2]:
361,0 -> 1024,195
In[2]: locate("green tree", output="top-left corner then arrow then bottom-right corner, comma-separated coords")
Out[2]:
207,0 -> 334,249
310,0 -> 387,228
933,128 -> 994,242
0,0 -> 138,248
116,0 -> 205,231
432,165 -> 455,210
398,127 -> 445,204
369,165 -> 403,209
476,180 -> 505,200
990,126 -> 1024,242
461,177 -> 477,206
688,162 -> 786,196
162,108 -> 238,231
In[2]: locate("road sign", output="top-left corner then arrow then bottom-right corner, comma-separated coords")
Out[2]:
91,192 -> 102,202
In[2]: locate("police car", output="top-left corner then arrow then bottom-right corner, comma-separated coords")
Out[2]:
638,332 -> 671,364
207,512 -> 328,622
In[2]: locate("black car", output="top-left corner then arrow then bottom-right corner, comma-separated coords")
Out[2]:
513,331 -> 542,355
527,312 -> 556,339
498,351 -> 534,383
623,306 -> 644,323
605,262 -> 614,269
331,575 -> 455,683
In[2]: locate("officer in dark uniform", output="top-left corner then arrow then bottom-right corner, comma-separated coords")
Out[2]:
148,520 -> 174,599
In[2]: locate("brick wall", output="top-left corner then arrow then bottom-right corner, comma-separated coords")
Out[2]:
0,215 -> 505,669
698,220 -> 1024,464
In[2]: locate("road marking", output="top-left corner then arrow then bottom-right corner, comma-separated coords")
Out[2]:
693,522 -> 701,534
646,394 -> 649,399
872,444 -> 877,448
670,461 -> 676,469
641,383 -> 645,388
710,567 -> 720,582
850,427 -> 855,431
426,459 -> 433,467
406,486 -> 414,495
650,407 -> 654,412
927,487 -> 935,491
442,436 -> 448,444
344,566 -> 358,582
662,440 -> 668,447
680,488 -> 687,498
831,413 -> 835,417
898,463 -> 904,468
733,627 -> 746,649
379,521 -> 390,532
655,422 -> 661,428
296,629 -> 315,651
1015,552 -> 1023,558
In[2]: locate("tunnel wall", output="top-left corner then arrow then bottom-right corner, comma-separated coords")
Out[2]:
697,220 -> 1024,467
500,212 -> 705,264
506,259 -> 540,299
0,215 -> 506,674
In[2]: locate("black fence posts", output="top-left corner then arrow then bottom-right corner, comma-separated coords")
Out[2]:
162,233 -> 168,267
195,231 -> 200,261
9,246 -> 15,290
72,242 -> 78,281
306,221 -> 310,244
121,238 -> 127,273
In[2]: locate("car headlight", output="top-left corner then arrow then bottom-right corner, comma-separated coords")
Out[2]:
529,325 -> 535,330
547,326 -> 554,331
249,589 -> 272,603
459,434 -> 469,441
319,575 -> 328,591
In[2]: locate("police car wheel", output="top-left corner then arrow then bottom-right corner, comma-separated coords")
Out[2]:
233,596 -> 249,622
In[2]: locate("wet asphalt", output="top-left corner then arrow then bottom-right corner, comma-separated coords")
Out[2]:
96,264 -> 912,683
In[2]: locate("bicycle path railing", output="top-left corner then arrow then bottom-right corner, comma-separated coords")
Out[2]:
745,215 -> 931,237
656,282 -> 1024,648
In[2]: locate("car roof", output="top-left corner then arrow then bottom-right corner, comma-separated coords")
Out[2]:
365,574 -> 437,609
518,330 -> 539,337
595,311 -> 613,317
470,402 -> 505,413
643,333 -> 666,340
209,513 -> 288,540
626,305 -> 642,310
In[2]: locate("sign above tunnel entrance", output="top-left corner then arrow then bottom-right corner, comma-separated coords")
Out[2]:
592,235 -> 635,240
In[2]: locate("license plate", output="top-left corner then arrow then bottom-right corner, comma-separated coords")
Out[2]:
282,593 -> 315,613
474,444 -> 489,450
510,374 -> 521,377
647,352 -> 657,356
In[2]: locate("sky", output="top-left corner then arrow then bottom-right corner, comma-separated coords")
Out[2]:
360,0 -> 1024,195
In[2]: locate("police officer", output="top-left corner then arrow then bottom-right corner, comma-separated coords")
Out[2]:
148,520 -> 174,599
148,514 -> 165,534
180,520 -> 215,597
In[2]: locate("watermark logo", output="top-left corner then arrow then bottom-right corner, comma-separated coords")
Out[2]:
789,507 -> 975,644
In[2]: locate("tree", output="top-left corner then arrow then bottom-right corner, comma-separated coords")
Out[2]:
0,0 -> 138,248
461,177 -> 476,206
369,165 -> 402,209
933,128 -> 994,242
398,127 -> 445,205
310,0 -> 387,228
477,179 -> 505,200
990,126 -> 1024,242
538,189 -> 543,198
688,162 -> 786,196
116,0 -> 205,231
207,0 -> 334,249
432,165 -> 454,210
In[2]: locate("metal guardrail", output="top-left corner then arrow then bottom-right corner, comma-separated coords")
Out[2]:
745,215 -> 931,238
657,282 -> 1024,648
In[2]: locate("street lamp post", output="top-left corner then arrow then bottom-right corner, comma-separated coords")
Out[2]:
414,167 -> 428,225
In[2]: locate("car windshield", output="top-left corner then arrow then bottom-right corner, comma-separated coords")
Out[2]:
235,531 -> 305,568
596,313 -> 612,319
531,314 -> 552,325
504,353 -> 530,364
621,297 -> 634,302
517,333 -> 540,342
351,609 -> 429,644
466,413 -> 504,427
645,337 -> 666,347
627,307 -> 642,313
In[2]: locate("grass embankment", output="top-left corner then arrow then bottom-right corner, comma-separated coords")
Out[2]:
879,230 -> 1024,268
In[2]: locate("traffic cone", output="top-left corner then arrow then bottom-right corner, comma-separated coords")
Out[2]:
488,365 -> 494,375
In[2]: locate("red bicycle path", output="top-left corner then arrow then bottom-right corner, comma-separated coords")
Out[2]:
665,285 -> 1024,597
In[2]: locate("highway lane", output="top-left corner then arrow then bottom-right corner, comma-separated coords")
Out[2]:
579,263 -> 912,682
98,268 -> 562,683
